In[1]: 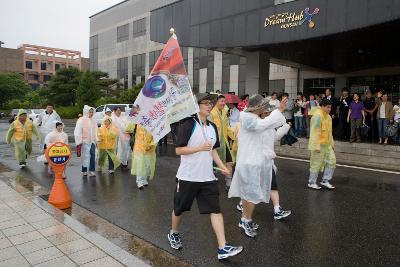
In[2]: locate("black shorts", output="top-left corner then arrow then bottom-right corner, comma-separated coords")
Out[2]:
271,170 -> 278,190
174,179 -> 221,216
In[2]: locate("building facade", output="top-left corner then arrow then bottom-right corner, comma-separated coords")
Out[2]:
0,44 -> 89,89
90,0 -> 400,100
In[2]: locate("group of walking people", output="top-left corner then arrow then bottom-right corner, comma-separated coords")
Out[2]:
167,92 -> 336,260
6,92 -> 337,261
6,103 -> 157,189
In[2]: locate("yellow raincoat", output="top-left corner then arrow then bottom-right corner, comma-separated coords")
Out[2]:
209,107 -> 233,163
6,109 -> 40,162
308,107 -> 336,172
126,124 -> 156,179
97,118 -> 121,170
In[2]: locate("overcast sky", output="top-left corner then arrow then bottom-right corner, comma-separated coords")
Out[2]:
0,0 -> 122,57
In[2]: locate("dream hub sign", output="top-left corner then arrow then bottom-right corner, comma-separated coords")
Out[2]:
264,7 -> 319,29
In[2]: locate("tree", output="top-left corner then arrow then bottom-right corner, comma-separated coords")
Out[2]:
76,71 -> 101,109
0,73 -> 30,108
47,67 -> 82,106
118,82 -> 143,103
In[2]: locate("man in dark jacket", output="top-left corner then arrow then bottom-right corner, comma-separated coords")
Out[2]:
337,88 -> 352,141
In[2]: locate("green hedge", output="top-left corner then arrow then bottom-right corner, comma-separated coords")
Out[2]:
56,106 -> 81,119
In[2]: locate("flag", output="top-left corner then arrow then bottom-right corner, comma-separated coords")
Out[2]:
129,34 -> 198,142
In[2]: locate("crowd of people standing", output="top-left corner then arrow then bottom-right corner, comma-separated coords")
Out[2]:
257,88 -> 400,145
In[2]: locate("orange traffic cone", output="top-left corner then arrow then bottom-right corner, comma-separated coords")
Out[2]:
48,165 -> 72,209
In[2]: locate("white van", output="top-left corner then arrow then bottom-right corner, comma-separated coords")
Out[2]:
95,104 -> 133,126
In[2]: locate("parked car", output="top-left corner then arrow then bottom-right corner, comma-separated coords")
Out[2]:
95,104 -> 133,126
8,109 -> 19,123
27,109 -> 45,121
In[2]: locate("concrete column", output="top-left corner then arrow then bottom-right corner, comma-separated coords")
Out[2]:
188,48 -> 194,85
128,54 -> 133,88
229,65 -> 239,94
245,51 -> 270,95
214,51 -> 222,92
199,68 -> 207,93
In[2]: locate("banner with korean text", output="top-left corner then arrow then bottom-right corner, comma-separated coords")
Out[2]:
129,34 -> 198,142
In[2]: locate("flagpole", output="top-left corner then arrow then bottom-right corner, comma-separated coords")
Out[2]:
170,28 -> 208,143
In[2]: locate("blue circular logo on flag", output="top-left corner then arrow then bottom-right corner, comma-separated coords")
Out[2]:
142,76 -> 167,98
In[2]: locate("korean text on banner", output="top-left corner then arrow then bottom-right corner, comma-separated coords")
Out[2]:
129,35 -> 198,142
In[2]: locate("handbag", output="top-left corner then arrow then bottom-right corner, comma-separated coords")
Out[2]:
280,128 -> 298,146
385,123 -> 398,137
360,123 -> 370,138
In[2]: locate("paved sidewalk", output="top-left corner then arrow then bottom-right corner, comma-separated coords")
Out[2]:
0,180 -> 148,267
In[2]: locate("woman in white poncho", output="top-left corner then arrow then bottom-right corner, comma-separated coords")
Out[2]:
74,105 -> 98,177
41,121 -> 68,177
228,94 -> 288,238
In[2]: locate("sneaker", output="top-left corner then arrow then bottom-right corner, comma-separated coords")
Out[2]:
19,163 -> 26,169
308,183 -> 321,190
109,170 -> 114,174
248,220 -> 259,230
320,181 -> 335,189
274,208 -> 292,220
82,172 -> 88,177
217,244 -> 243,260
89,171 -> 96,177
236,202 -> 243,212
167,232 -> 183,250
238,219 -> 257,238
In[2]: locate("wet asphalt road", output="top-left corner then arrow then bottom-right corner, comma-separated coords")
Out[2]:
0,119 -> 399,267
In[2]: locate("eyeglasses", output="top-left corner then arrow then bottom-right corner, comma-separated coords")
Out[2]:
199,101 -> 212,106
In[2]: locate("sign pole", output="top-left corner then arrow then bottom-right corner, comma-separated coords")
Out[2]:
45,142 -> 72,210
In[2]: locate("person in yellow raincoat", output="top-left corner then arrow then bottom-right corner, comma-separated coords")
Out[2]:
126,123 -> 156,189
209,94 -> 234,190
98,117 -> 121,174
308,99 -> 336,190
6,109 -> 40,168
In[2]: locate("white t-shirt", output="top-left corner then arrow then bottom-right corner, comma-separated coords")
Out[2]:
380,102 -> 386,118
176,118 -> 219,182
294,100 -> 304,117
394,105 -> 400,121
269,99 -> 280,111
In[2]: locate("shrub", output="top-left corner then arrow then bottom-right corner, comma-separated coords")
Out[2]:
56,106 -> 81,119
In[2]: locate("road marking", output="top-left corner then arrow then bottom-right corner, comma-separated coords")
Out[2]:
277,156 -> 400,175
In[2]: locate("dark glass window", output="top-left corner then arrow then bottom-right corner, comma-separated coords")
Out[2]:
55,64 -> 60,71
132,18 -> 146,38
149,50 -> 162,72
238,57 -> 247,97
117,57 -> 128,88
26,61 -> 33,69
43,75 -> 52,82
181,47 -> 188,72
89,35 -> 98,70
117,24 -> 129,42
222,53 -> 230,93
192,48 -> 200,93
41,62 -> 46,70
132,54 -> 146,85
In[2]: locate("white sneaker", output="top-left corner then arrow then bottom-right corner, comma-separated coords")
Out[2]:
82,172 -> 88,176
108,170 -> 114,174
236,202 -> 243,212
320,181 -> 335,189
308,183 -> 321,190
19,164 -> 26,169
89,171 -> 96,177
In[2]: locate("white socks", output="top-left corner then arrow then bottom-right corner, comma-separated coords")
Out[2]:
274,206 -> 281,213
